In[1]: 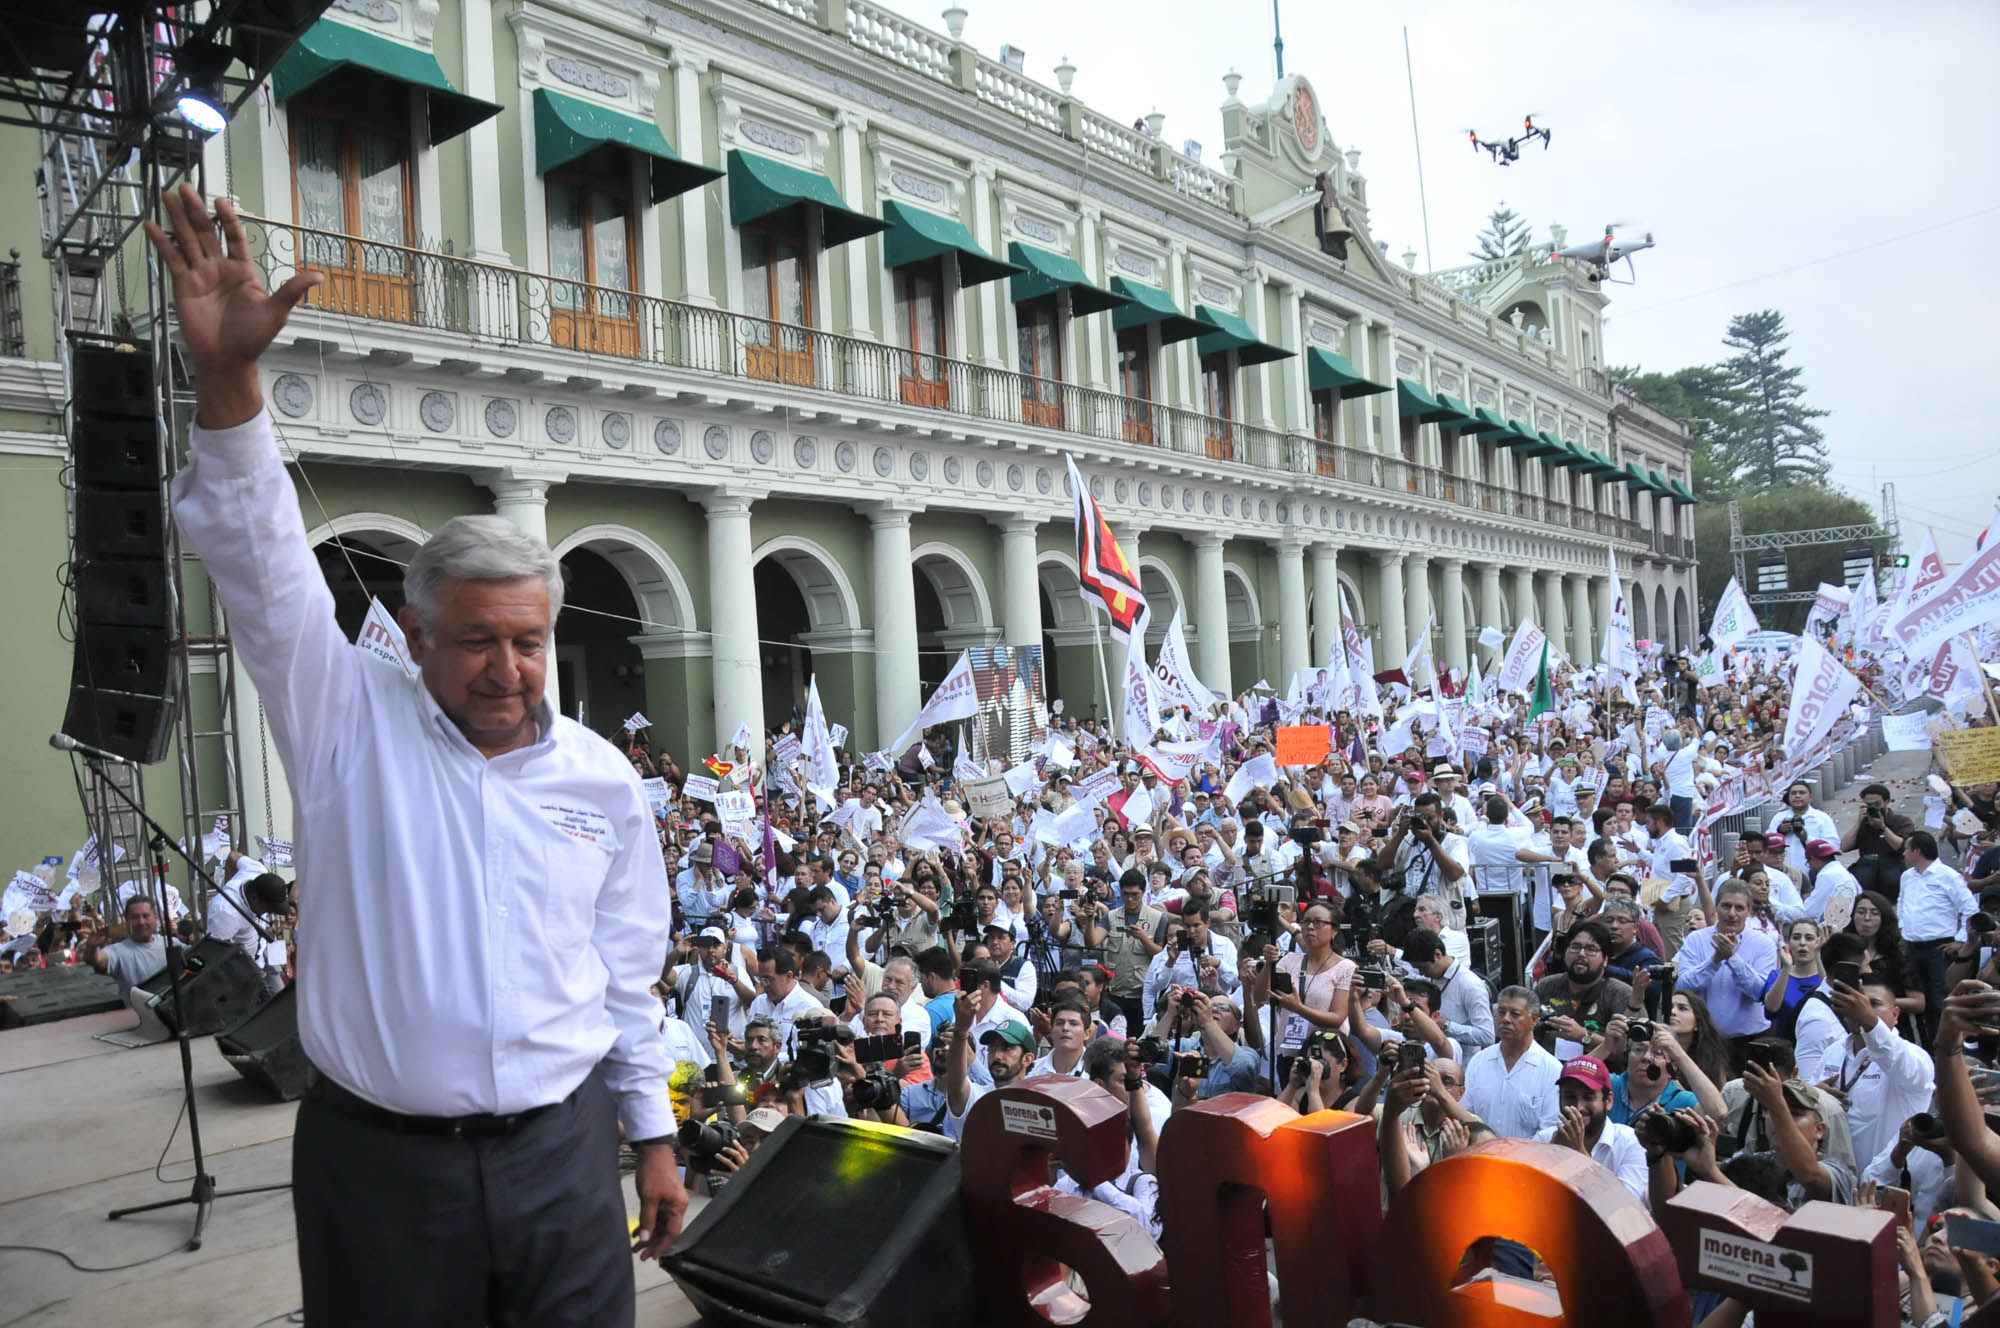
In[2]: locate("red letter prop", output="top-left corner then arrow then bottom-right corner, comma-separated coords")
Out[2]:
1659,1182 -> 1898,1328
1372,1138 -> 1688,1328
959,1077 -> 1170,1327
1156,1095 -> 1381,1328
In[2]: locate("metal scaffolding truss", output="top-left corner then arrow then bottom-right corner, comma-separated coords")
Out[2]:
1728,483 -> 1901,608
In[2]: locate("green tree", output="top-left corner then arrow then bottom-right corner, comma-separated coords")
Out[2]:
1691,487 -> 1880,634
1471,204 -> 1532,261
1708,310 -> 1830,491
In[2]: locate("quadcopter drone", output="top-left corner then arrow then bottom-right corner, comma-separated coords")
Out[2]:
1552,225 -> 1656,283
1467,116 -> 1551,165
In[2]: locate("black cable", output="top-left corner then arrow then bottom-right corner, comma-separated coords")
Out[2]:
247,1311 -> 304,1328
153,1092 -> 192,1185
0,1239 -> 185,1274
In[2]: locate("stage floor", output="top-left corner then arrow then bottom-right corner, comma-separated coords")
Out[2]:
0,1010 -> 706,1327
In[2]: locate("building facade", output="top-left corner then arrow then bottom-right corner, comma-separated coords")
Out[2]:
0,0 -> 1698,866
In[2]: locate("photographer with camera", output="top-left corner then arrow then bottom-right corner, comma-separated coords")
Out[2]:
1343,857 -> 1417,957
1383,793 -> 1469,908
1083,869 -> 1166,1035
1398,926 -> 1495,1050
1277,1029 -> 1349,1115
1766,780 -> 1838,878
1822,969 -> 1937,1174
1841,781 -> 1915,894
1535,919 -> 1634,1059
1378,1058 -> 1489,1195
1601,1012 -> 1726,1125
1265,901 -> 1357,1067
849,874 -> 940,963
1349,970 -> 1461,1066
667,926 -> 749,1054
831,993 -> 920,1125
1141,903 -> 1238,1020
1143,986 -> 1261,1100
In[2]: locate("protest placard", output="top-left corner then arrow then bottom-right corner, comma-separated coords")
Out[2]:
1273,725 -> 1331,768
1222,754 -> 1278,802
255,836 -> 295,868
1072,766 -> 1121,807
961,775 -> 1015,819
623,711 -> 651,733
715,791 -> 756,838
1879,712 -> 1934,752
682,774 -> 720,803
1938,728 -> 2000,784
640,777 -> 674,813
356,597 -> 422,680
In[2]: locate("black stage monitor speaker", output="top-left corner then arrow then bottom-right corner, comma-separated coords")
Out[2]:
663,1115 -> 974,1328
218,983 -> 306,1100
135,936 -> 266,1038
60,340 -> 180,765
0,963 -> 125,1029
1465,914 -> 1504,988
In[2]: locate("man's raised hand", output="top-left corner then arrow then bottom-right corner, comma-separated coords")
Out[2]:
142,183 -> 321,427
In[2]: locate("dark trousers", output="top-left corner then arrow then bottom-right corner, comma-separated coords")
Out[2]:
293,1067 -> 633,1327
1670,795 -> 1695,834
1908,940 -> 1955,1046
1851,855 -> 1897,895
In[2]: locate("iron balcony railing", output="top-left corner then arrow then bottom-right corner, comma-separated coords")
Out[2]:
241,216 -> 1641,544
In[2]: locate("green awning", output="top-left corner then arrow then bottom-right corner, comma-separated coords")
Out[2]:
1516,428 -> 1568,459
726,150 -> 888,249
270,19 -> 498,145
880,200 -> 1021,287
1550,439 -> 1597,470
1109,278 -> 1206,343
1193,305 -> 1293,366
1585,449 -> 1626,479
1623,461 -> 1658,492
1669,479 -> 1699,504
1649,469 -> 1677,496
1468,406 -> 1515,436
1305,348 -> 1388,398
1008,242 -> 1128,315
1495,417 -> 1540,448
1435,393 -> 1485,430
532,89 -> 719,205
1396,378 -> 1457,424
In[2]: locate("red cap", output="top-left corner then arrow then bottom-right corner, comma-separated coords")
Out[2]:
1763,833 -> 1789,850
1558,1056 -> 1612,1093
1805,838 -> 1839,859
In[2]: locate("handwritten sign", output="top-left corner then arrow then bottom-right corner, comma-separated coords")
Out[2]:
1273,725 -> 1331,768
715,791 -> 756,838
1938,728 -> 2000,784
1879,712 -> 1933,752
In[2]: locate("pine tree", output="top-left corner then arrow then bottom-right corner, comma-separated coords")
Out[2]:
1471,204 -> 1532,261
1708,310 -> 1830,491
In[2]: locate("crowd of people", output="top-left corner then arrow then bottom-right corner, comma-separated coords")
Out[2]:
605,631 -> 2000,1326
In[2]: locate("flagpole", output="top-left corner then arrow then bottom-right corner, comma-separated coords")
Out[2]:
1091,614 -> 1117,743
1963,630 -> 2000,723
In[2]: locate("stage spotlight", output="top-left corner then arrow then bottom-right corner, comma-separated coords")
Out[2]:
174,40 -> 232,134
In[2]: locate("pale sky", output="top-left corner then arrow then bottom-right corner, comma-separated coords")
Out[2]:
883,0 -> 2000,564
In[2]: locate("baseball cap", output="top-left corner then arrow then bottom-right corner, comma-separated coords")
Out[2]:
1763,832 -> 1789,850
1804,839 -> 1839,860
1557,1056 -> 1612,1093
697,926 -> 728,944
742,1106 -> 787,1135
980,1022 -> 1037,1051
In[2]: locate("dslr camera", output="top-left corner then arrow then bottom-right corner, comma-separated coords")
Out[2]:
1633,1107 -> 1699,1156
850,1071 -> 901,1111
677,1116 -> 741,1171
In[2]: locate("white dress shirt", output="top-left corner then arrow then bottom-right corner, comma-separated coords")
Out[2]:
1824,1019 -> 1937,1172
171,412 -> 673,1138
1765,806 -> 1838,876
1141,933 -> 1241,1020
1462,1041 -> 1562,1140
1647,828 -> 1697,902
204,856 -> 267,965
1897,859 -> 1977,943
1791,992 -> 1844,1085
749,983 -> 826,1057
1673,926 -> 1778,1038
1534,1119 -> 1650,1199
1433,959 -> 1496,1050
1800,859 -> 1862,927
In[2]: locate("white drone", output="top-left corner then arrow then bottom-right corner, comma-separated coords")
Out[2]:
1553,225 -> 1655,284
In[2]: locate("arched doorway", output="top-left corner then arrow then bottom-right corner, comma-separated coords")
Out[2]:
555,547 -> 643,732
1038,555 -> 1099,721
1673,587 -> 1691,652
1140,561 -> 1182,647
1224,565 -> 1261,695
754,539 -> 861,733
1653,587 -> 1670,651
912,546 -> 995,696
551,524 -> 702,756
307,514 -> 428,641
1633,582 -> 1650,641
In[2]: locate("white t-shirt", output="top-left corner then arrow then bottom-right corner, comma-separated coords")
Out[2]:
1467,823 -> 1532,898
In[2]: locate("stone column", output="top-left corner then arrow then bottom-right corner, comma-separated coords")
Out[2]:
1192,532 -> 1231,697
835,112 -> 875,340
1374,552 -> 1408,665
998,516 -> 1042,648
1510,567 -> 1537,640
1280,281 -> 1309,433
1540,571 -> 1568,662
703,490 -> 763,751
1403,552 -> 1432,669
869,502 -> 922,747
1569,572 -> 1596,666
1438,557 -> 1468,676
1276,538 -> 1309,685
459,0 -> 509,264
1477,563 -> 1505,665
484,467 -> 565,709
1309,542 -> 1341,668
670,52 -> 714,304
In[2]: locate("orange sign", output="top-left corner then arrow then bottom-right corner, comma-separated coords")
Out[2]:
1273,725 -> 1331,768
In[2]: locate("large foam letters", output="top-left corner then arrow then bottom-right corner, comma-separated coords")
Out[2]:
1371,1139 -> 1689,1328
1660,1183 -> 1897,1328
1155,1094 -> 1381,1328
959,1077 -> 1171,1327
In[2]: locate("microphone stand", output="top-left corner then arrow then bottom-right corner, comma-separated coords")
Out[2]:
75,754 -> 289,1247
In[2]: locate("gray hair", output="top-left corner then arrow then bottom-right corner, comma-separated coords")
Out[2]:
1414,892 -> 1446,919
403,516 -> 564,630
1600,899 -> 1643,922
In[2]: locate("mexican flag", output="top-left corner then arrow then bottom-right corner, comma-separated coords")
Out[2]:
1527,639 -> 1554,720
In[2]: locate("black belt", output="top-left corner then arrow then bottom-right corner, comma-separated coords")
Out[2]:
305,1066 -> 570,1139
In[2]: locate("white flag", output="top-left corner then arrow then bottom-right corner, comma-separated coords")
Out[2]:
1135,739 -> 1207,786
893,650 -> 980,752
1803,583 -> 1852,640
1707,578 -> 1759,655
1122,626 -> 1159,744
356,596 -> 421,680
1844,568 -> 1880,649
1222,754 -> 1279,803
1888,529 -> 1947,626
800,676 -> 839,808
1153,608 -> 1218,716
1781,636 -> 1863,764
1600,545 -> 1638,677
1889,537 -> 2000,663
1497,619 -> 1548,694
1402,615 -> 1435,691
1337,586 -> 1373,714
1477,625 -> 1506,651
623,711 -> 652,733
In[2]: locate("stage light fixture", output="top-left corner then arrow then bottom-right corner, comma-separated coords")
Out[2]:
173,39 -> 233,134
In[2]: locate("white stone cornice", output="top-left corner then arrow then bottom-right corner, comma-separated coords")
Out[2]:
0,358 -> 64,416
630,630 -> 712,660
